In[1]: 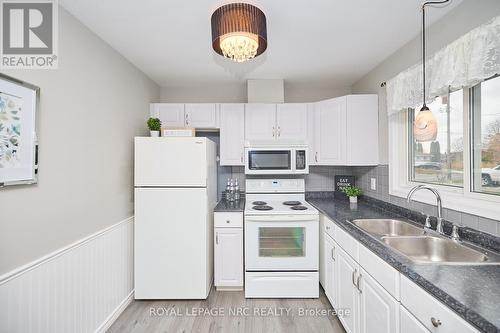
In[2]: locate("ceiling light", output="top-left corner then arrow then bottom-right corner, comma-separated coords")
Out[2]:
211,3 -> 267,63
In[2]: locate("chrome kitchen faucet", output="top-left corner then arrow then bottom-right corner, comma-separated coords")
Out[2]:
407,185 -> 459,241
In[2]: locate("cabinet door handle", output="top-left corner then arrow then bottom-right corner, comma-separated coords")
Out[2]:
241,152 -> 244,163
216,232 -> 219,245
278,126 -> 281,137
352,269 -> 357,287
430,317 -> 442,327
356,273 -> 362,293
272,126 -> 275,137
331,247 -> 335,260
315,152 -> 318,162
185,113 -> 189,126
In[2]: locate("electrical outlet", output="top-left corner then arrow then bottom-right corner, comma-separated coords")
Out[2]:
370,178 -> 377,190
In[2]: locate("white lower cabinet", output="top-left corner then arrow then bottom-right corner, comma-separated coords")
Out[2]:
359,267 -> 399,333
401,306 -> 431,333
400,276 -> 479,333
319,213 -> 478,333
214,212 -> 243,289
320,214 -> 336,287
336,245 -> 360,333
324,234 -> 338,308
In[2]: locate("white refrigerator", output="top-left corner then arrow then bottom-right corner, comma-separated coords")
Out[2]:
134,137 -> 217,299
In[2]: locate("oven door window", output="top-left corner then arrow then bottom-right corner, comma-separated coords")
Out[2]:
248,150 -> 291,170
259,227 -> 305,257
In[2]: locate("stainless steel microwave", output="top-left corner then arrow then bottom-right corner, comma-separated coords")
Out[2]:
244,144 -> 309,175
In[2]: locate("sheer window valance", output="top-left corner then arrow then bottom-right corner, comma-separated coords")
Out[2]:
386,15 -> 500,115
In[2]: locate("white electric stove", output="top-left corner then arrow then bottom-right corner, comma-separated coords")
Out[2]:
244,179 -> 319,298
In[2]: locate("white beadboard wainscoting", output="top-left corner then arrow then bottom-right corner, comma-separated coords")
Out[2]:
0,217 -> 134,333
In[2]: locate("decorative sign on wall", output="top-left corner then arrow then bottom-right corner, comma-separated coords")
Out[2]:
334,175 -> 355,200
0,74 -> 39,187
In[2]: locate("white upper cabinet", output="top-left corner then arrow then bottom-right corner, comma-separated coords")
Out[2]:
276,103 -> 308,141
245,103 -> 308,142
151,94 -> 378,166
307,103 -> 317,165
346,95 -> 379,165
245,103 -> 276,141
150,103 -> 218,129
150,103 -> 185,127
185,103 -> 218,128
220,104 -> 245,166
309,95 -> 378,166
314,97 -> 347,165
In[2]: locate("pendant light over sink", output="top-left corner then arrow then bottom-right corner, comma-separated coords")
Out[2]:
414,0 -> 450,143
211,3 -> 267,63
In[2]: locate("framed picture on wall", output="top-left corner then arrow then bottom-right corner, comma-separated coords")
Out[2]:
0,74 -> 39,187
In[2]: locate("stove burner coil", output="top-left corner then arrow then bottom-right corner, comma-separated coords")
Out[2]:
283,201 -> 302,206
252,201 -> 267,206
252,205 -> 273,211
290,205 -> 308,210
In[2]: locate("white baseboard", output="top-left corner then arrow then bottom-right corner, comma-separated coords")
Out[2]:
95,290 -> 134,333
0,217 -> 134,333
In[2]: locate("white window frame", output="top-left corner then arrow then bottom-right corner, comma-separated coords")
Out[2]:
389,88 -> 500,221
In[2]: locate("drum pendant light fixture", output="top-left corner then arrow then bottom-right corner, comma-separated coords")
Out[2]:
414,0 -> 450,142
211,3 -> 267,63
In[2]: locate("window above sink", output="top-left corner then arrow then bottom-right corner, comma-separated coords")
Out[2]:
389,77 -> 500,220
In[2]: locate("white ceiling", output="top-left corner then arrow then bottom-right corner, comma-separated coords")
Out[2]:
60,0 -> 463,88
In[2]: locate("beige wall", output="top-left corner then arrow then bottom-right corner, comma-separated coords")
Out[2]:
160,82 -> 351,103
160,83 -> 247,103
352,0 -> 500,164
0,8 -> 160,275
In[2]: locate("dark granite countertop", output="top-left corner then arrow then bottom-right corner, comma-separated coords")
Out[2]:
306,194 -> 500,333
214,197 -> 245,212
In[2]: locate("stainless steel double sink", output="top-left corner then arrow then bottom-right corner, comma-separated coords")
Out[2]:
351,219 -> 500,265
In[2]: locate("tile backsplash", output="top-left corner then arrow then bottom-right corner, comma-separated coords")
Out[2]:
352,165 -> 500,237
219,160 -> 500,237
221,166 -> 356,192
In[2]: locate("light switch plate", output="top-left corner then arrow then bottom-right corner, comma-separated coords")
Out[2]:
370,178 -> 376,190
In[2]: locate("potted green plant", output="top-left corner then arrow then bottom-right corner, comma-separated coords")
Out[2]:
341,186 -> 363,203
147,117 -> 161,137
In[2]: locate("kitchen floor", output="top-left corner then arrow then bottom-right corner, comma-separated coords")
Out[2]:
108,287 -> 346,333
